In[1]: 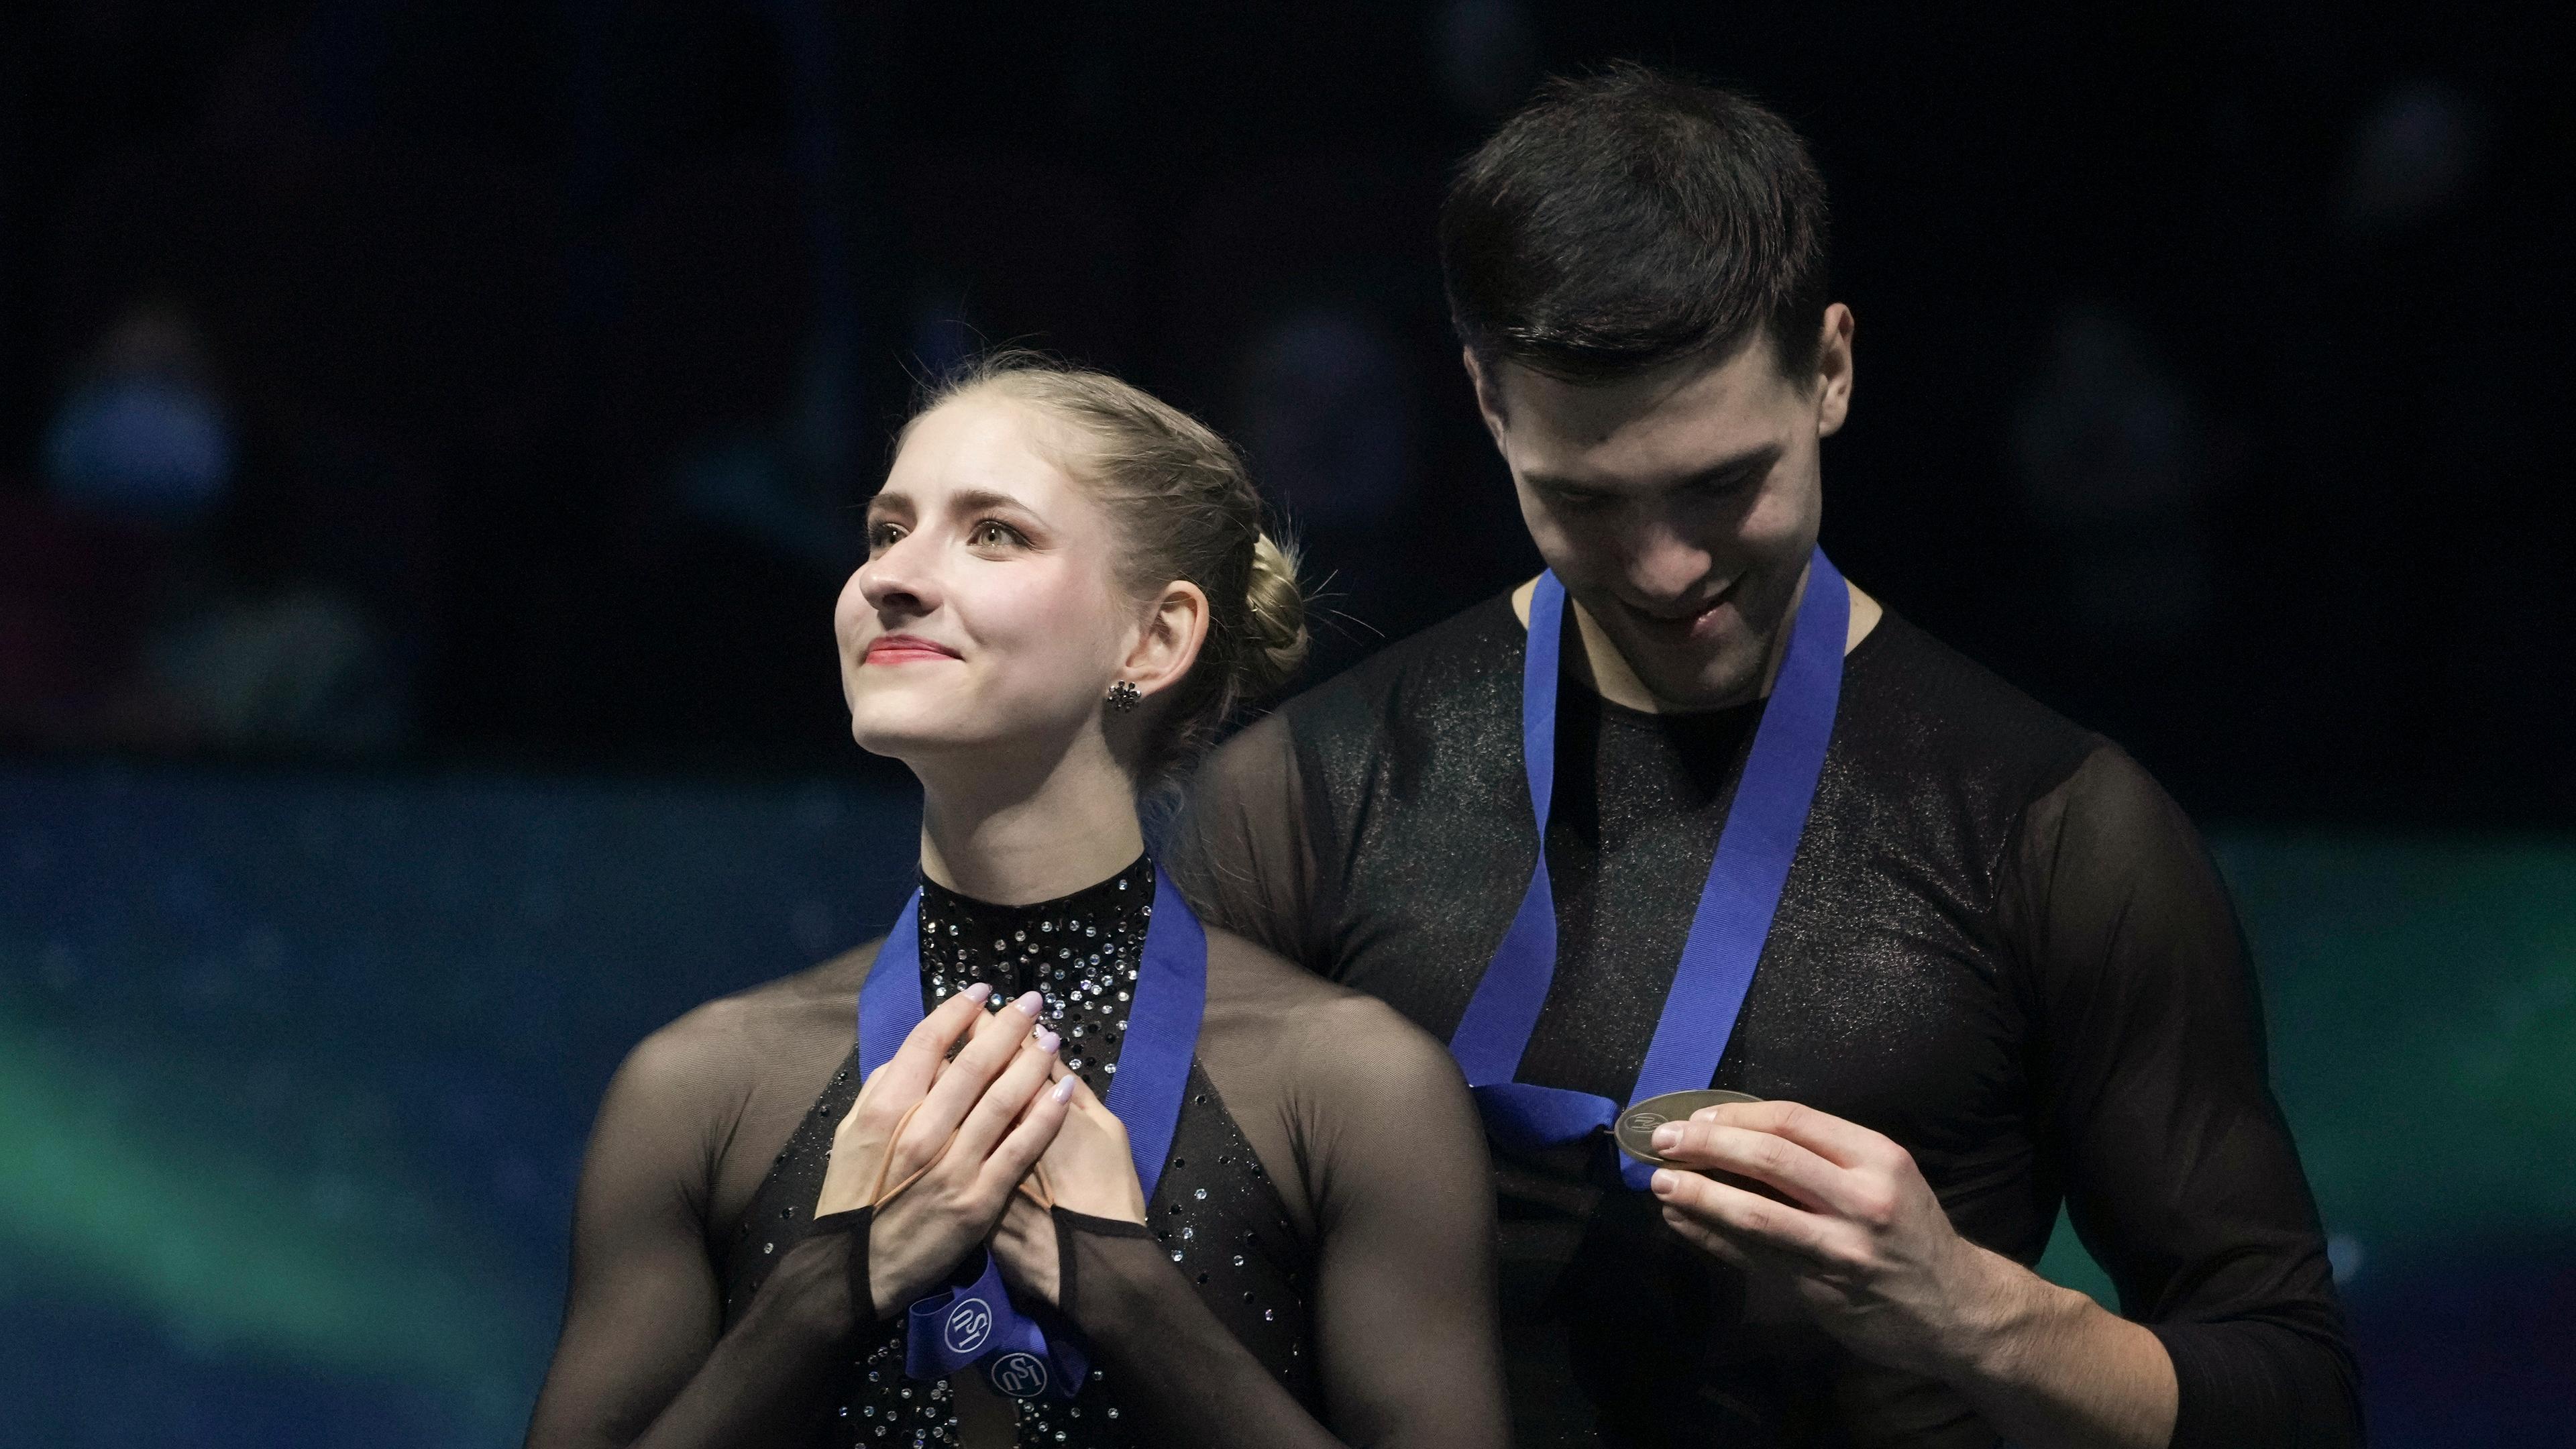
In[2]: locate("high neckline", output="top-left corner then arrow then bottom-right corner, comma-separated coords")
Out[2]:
915,851 -> 1155,1093
916,850 -> 1152,928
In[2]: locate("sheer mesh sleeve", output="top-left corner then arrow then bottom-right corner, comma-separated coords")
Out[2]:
1063,986 -> 1509,1448
522,1008 -> 869,1449
1165,712 -> 1324,971
2000,745 -> 2363,1448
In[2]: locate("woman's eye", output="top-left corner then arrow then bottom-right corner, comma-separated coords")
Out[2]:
971,521 -> 1024,548
867,522 -> 905,551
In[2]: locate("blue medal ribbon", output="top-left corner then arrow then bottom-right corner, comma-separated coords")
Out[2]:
1448,549 -> 1849,1189
857,865 -> 1208,1398
903,1247 -> 1088,1400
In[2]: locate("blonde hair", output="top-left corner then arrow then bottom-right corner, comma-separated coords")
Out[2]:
902,350 -> 1309,783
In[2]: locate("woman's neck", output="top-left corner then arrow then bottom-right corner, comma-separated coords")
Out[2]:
914,737 -> 1144,906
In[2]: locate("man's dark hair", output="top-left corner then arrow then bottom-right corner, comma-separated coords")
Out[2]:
1440,62 -> 1832,387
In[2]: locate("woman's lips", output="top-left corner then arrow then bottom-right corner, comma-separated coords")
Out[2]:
863,635 -> 962,665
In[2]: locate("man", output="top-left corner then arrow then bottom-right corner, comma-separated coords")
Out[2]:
1172,64 -> 2359,1448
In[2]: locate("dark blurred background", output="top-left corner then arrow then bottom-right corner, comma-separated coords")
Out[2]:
2,2 -> 2571,1445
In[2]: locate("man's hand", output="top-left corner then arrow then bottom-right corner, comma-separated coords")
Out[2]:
1648,1098 -> 2175,1449
1645,1097 -> 2003,1379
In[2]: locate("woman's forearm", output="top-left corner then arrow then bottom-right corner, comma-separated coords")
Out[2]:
625,1225 -> 872,1449
1061,1228 -> 1348,1449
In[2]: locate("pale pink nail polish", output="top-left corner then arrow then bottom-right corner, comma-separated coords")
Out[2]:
1052,1076 -> 1077,1102
1014,990 -> 1042,1016
963,982 -> 993,1003
1034,1029 -> 1060,1055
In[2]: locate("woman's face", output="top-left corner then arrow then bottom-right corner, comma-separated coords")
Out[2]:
837,393 -> 1140,767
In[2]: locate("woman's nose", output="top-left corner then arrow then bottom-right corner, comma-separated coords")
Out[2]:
856,533 -> 942,616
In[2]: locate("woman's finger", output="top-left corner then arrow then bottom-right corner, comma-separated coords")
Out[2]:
977,1071 -> 1076,1203
906,989 -> 1044,1150
951,1027 -> 1064,1162
865,982 -> 994,1108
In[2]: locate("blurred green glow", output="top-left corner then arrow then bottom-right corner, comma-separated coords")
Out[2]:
2041,832 -> 2576,1303
0,1000 -> 544,1428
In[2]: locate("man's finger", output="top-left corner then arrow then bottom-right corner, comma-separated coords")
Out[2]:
1652,1119 -> 1854,1217
1650,1166 -> 1839,1265
1660,1207 -> 1753,1269
1694,1098 -> 1892,1171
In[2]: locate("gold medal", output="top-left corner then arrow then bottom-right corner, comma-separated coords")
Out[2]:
1612,1089 -> 1763,1167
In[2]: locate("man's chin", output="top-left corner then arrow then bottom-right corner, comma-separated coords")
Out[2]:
1623,641 -> 1768,712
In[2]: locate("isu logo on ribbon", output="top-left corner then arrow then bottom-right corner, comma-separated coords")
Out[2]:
988,1350 -> 1051,1399
943,1297 -> 994,1357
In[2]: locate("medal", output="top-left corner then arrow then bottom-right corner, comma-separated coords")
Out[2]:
1611,1089 -> 1764,1167
857,865 -> 1208,1399
1448,549 -> 1848,1190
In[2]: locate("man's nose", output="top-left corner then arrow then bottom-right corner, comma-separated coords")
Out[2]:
1622,524 -> 1718,610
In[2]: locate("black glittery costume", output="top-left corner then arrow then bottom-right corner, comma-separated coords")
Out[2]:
722,856 -> 1317,1444
1170,592 -> 2361,1449
525,855 -> 1505,1449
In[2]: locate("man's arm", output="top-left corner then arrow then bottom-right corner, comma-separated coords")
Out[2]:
1649,744 -> 2357,1448
1165,711 -> 1322,969
2006,745 -> 2359,1446
1647,1100 -> 2178,1448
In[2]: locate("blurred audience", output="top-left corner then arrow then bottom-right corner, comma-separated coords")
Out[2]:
3,301 -> 409,757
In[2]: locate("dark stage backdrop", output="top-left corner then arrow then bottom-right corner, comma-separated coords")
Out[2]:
5,3 -> 2572,1445
1,764 -> 2568,1446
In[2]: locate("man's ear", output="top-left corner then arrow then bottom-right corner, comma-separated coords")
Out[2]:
1813,303 -> 1856,439
1462,346 -> 1511,448
1120,580 -> 1211,702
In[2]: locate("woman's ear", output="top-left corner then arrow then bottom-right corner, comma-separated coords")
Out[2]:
1119,581 -> 1210,702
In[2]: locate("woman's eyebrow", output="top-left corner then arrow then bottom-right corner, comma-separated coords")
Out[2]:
945,488 -> 1042,519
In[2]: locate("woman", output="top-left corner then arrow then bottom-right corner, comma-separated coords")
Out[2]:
524,356 -> 1506,1448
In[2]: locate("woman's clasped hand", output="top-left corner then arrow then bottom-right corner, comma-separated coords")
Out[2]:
815,981 -> 1081,1320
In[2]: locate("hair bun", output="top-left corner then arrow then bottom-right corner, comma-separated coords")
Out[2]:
1240,531 -> 1309,700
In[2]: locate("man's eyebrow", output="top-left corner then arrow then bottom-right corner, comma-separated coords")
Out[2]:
1521,472 -> 1619,496
1678,443 -> 1782,488
1523,443 -> 1782,498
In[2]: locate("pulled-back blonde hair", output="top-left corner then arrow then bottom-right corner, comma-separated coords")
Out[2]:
900,351 -> 1309,785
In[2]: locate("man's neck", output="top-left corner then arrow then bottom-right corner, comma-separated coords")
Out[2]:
914,735 -> 1144,906
1509,573 -> 1883,714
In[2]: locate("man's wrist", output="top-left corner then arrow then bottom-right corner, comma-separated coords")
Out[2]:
1927,1242 -> 2079,1387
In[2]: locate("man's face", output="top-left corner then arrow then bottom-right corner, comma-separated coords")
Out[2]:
1470,307 -> 1854,709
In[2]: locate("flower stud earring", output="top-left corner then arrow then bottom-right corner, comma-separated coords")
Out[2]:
1106,680 -> 1142,712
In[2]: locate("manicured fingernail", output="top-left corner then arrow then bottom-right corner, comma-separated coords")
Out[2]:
1013,990 -> 1042,1016
1034,1028 -> 1059,1055
1652,1123 -> 1680,1151
963,982 -> 993,1003
1650,1169 -> 1678,1195
1052,1075 -> 1077,1102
